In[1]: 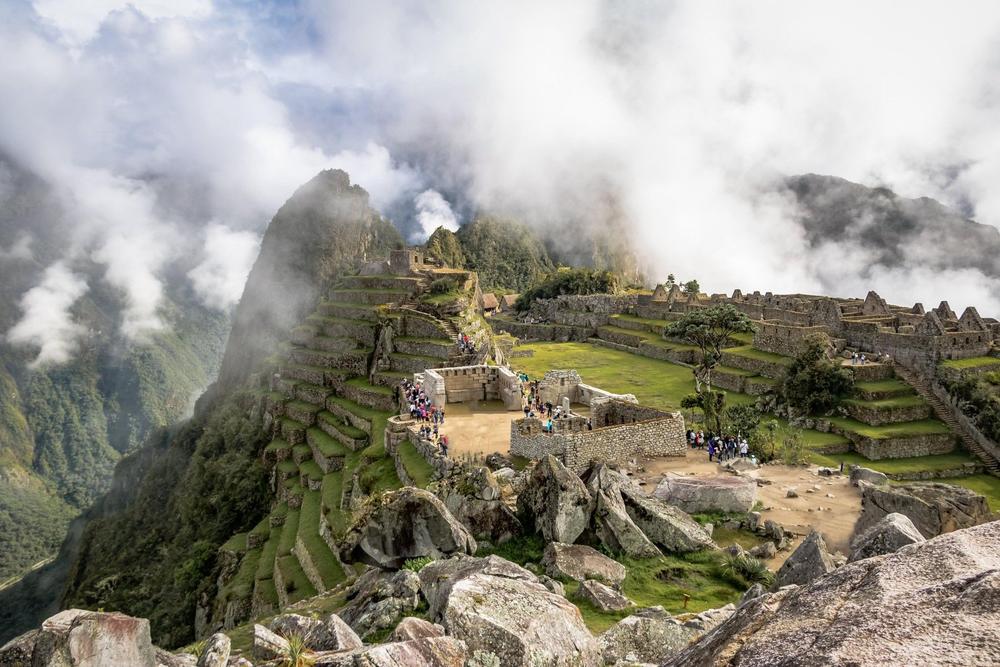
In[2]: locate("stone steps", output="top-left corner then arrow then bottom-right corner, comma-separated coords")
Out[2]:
293,382 -> 331,406
285,400 -> 321,427
306,314 -> 378,345
372,369 -> 411,388
293,488 -> 347,593
289,346 -> 371,372
342,378 -> 397,412
279,417 -> 308,445
340,274 -> 424,292
306,427 -> 349,472
894,364 -> 1000,474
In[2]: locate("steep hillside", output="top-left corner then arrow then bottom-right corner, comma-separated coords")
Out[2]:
453,216 -> 555,291
0,155 -> 230,585
216,170 -> 402,391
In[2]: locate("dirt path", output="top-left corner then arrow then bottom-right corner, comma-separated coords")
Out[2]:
435,401 -> 522,457
637,453 -> 862,565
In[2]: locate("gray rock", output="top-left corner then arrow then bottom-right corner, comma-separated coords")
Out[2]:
517,455 -> 592,544
598,607 -> 697,665
773,530 -> 836,588
849,512 -> 926,562
681,604 -> 736,632
590,485 -> 662,558
574,579 -> 633,611
418,554 -> 538,621
542,542 -> 627,587
226,659 -> 252,667
665,521 -> 1000,666
338,569 -> 422,639
762,519 -> 784,541
340,487 -> 477,569
157,648 -> 197,667
817,467 -> 837,476
723,458 -> 759,472
313,637 -> 468,667
0,629 -> 37,666
538,575 -> 566,597
619,486 -> 716,553
785,488 -> 798,498
653,475 -> 757,514
856,481 -> 991,539
849,464 -> 888,487
252,624 -> 289,662
196,633 -> 230,667
749,541 -> 776,560
391,617 -> 445,642
746,511 -> 762,532
740,583 -> 766,604
442,570 -> 601,666
29,609 -> 158,667
432,467 -> 522,544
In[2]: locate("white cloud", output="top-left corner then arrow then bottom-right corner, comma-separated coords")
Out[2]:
411,189 -> 459,242
188,223 -> 261,310
7,261 -> 88,367
0,234 -> 33,262
32,0 -> 211,47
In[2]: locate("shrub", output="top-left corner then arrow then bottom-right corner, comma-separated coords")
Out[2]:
515,268 -> 623,312
283,633 -> 315,667
779,334 -> 854,416
403,556 -> 434,572
429,276 -> 460,295
780,431 -> 807,465
718,551 -> 774,586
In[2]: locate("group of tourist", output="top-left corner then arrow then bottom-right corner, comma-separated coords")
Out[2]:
850,350 -> 892,366
402,378 -> 449,455
519,379 -> 594,434
687,429 -> 750,462
457,333 -> 475,355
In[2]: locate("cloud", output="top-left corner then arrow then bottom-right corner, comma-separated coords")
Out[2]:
412,189 -> 459,242
0,234 -> 33,262
7,261 -> 88,366
188,223 -> 261,310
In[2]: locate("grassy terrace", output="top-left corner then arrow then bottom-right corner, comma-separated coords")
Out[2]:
610,313 -> 668,329
308,427 -> 350,457
724,345 -> 794,366
345,377 -> 395,396
277,509 -> 301,557
811,450 -> 980,475
841,395 -> 927,409
826,417 -> 951,439
255,526 -> 281,582
854,379 -> 915,395
298,489 -> 346,589
940,356 -> 1000,370
397,440 -> 434,487
277,554 -> 317,605
321,471 -> 347,536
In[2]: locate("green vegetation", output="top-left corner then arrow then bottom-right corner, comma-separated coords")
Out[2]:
516,268 -> 623,312
424,227 -> 466,268
298,490 -> 346,589
943,374 -> 1000,442
396,441 -> 434,487
403,556 -> 434,572
932,475 -> 1000,511
854,379 -> 915,396
940,356 -> 1000,370
809,450 -> 978,475
778,334 -> 854,416
825,417 -> 952,439
664,305 -> 756,391
277,554 -> 317,605
724,345 -> 794,366
456,216 -> 556,291
277,509 -> 301,557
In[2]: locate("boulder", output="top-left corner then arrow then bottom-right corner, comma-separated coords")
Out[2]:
739,583 -> 765,604
27,609 -> 157,667
589,485 -> 662,558
157,648 -> 197,667
252,624 -> 289,661
340,487 -> 476,569
443,572 -> 601,666
517,455 -> 592,543
391,617 -> 445,642
665,520 -> 1000,666
269,612 -> 362,652
774,530 -> 836,588
722,457 -> 758,472
653,475 -> 757,514
749,541 -> 776,560
619,486 -> 716,553
312,637 -> 467,667
542,542 -> 627,587
681,604 -> 736,632
338,569 -> 422,639
849,512 -> 926,562
849,464 -> 888,487
418,555 -> 538,620
0,630 -> 37,665
856,481 -> 991,539
538,575 -> 566,597
598,607 -> 698,665
574,579 -> 633,611
432,468 -> 522,544
195,633 -> 230,667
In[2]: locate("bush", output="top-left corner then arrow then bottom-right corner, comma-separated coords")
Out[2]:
779,334 -> 854,416
945,375 -> 1000,442
428,276 -> 460,295
780,431 -> 807,465
515,268 -> 623,312
718,551 -> 774,587
402,556 -> 434,572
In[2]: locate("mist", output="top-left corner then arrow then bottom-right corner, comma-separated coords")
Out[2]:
5,0 -> 1000,365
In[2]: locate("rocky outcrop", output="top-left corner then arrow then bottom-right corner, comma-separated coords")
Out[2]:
849,465 -> 888,487
431,467 -> 522,544
270,612 -> 362,652
195,633 -> 230,667
774,529 -> 836,588
574,579 -> 633,611
856,481 -> 991,538
418,553 -> 600,665
667,520 -> 1000,666
0,609 -> 158,667
849,512 -> 925,562
340,487 -> 477,569
518,455 -> 591,544
589,479 -> 662,557
337,569 -> 422,640
391,617 -> 445,642
619,486 -> 715,553
598,607 -> 698,665
654,475 -> 757,514
312,637 -> 468,667
252,624 -> 289,661
541,542 -> 627,587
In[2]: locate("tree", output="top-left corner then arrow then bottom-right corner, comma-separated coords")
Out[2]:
682,279 -> 700,295
664,304 -> 756,392
665,273 -> 676,289
779,333 -> 854,417
681,390 -> 726,435
723,403 -> 762,438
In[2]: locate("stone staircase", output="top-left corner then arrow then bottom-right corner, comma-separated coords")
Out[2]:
894,363 -> 1000,475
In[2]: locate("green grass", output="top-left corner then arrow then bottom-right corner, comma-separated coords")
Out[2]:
610,313 -> 668,329
827,417 -> 952,439
724,345 -> 793,366
221,532 -> 248,553
264,439 -> 293,457
307,427 -> 350,457
277,509 -> 301,557
841,395 -> 927,409
808,450 -> 978,474
298,489 -> 347,589
321,471 -> 348,536
396,440 -> 434,487
254,526 -> 281,581
345,377 -> 395,396
292,443 -> 312,460
249,517 -> 271,540
421,290 -> 464,305
276,554 -> 318,605
360,455 -> 405,494
940,356 -> 1000,370
218,546 -> 261,602
713,365 -> 757,378
300,459 -> 324,482
598,324 -> 662,342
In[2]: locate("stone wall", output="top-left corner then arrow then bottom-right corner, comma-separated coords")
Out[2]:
753,323 -> 829,357
843,401 -> 931,426
491,318 -> 592,342
852,433 -> 956,459
509,410 -> 686,473
423,364 -> 522,410
536,370 -> 583,406
526,294 -> 638,328
592,399 -> 670,426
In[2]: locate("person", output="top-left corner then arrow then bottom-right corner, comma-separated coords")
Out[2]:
546,418 -> 554,433
739,439 -> 748,458
708,440 -> 716,462
860,353 -> 866,365
440,408 -> 445,424
441,435 -> 449,456
433,423 -> 439,439
587,418 -> 593,431
851,351 -> 858,366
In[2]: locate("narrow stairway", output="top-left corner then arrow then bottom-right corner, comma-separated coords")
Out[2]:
893,364 -> 1000,475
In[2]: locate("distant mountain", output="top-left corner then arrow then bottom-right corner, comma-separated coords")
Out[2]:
785,174 -> 1000,279
0,155 -> 230,587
